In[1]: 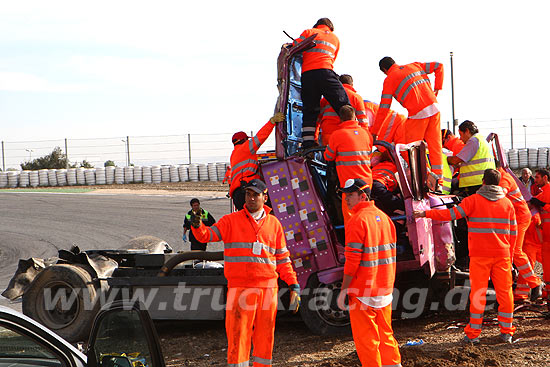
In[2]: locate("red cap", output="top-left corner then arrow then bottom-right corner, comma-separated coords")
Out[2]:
232,131 -> 249,144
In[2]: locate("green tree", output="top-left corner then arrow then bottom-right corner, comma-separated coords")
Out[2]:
20,147 -> 70,170
79,160 -> 94,168
104,160 -> 115,167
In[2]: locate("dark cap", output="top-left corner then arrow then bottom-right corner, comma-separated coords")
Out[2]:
232,131 -> 249,144
340,178 -> 371,195
244,179 -> 268,194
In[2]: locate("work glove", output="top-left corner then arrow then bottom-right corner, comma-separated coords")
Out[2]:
190,211 -> 202,228
289,284 -> 301,314
182,233 -> 187,242
530,197 -> 546,209
301,140 -> 319,150
270,112 -> 286,125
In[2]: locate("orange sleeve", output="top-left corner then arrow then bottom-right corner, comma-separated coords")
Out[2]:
373,80 -> 393,133
508,204 -> 517,258
249,119 -> 276,153
191,214 -> 228,243
343,215 -> 367,277
426,197 -> 472,221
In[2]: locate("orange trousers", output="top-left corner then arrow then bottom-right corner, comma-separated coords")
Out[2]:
348,296 -> 401,367
542,222 -> 550,299
404,113 -> 443,179
513,220 -> 542,300
465,257 -> 516,339
226,287 -> 278,367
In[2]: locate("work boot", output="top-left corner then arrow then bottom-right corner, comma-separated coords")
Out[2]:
499,333 -> 512,344
462,335 -> 480,345
530,284 -> 543,302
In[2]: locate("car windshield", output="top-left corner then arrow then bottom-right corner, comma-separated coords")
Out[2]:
0,324 -> 58,359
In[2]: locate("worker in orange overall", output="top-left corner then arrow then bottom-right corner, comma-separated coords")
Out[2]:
190,179 -> 300,367
441,129 -> 465,155
415,169 -> 517,343
324,105 -> 373,223
371,156 -> 403,215
292,18 -> 350,149
523,214 -> 545,296
498,167 -> 542,302
368,101 -> 407,145
529,168 -> 550,310
375,57 -> 444,181
230,113 -> 284,210
336,178 -> 401,367
315,74 -> 369,146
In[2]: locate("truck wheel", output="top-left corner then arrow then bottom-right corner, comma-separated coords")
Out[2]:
300,276 -> 351,335
22,264 -> 100,342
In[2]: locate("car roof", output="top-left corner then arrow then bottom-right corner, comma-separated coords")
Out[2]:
0,305 -> 86,362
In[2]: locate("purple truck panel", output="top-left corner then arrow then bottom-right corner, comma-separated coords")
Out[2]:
261,157 -> 340,289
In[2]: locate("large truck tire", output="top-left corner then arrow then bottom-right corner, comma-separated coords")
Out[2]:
22,264 -> 100,343
300,275 -> 351,335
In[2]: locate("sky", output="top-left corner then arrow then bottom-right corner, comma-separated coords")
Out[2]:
1,1 -> 549,168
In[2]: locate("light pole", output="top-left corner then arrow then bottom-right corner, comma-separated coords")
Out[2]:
523,125 -> 527,148
25,149 -> 33,161
121,139 -> 128,166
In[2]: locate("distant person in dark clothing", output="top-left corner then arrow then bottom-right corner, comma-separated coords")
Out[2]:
183,198 -> 216,250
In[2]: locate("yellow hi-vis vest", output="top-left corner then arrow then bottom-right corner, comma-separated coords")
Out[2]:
441,154 -> 453,194
458,133 -> 495,188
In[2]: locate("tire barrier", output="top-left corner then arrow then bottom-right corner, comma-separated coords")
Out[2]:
47,169 -> 58,187
39,169 -> 49,187
114,167 -> 124,184
123,166 -> 134,184
151,165 -> 162,184
133,166 -> 143,183
95,167 -> 106,185
84,169 -> 96,185
518,149 -> 528,168
169,165 -> 179,182
198,163 -> 208,181
19,171 -> 30,187
178,165 -> 189,182
1,162 -> 230,188
67,168 -> 77,186
142,166 -> 152,184
188,163 -> 199,182
0,172 -> 7,188
528,148 -> 538,169
537,148 -> 548,169
56,169 -> 68,186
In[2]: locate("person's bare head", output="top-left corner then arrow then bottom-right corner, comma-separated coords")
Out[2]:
535,169 -> 550,187
339,74 -> 353,86
458,120 -> 479,143
521,168 -> 532,182
482,169 -> 501,186
379,57 -> 395,74
339,105 -> 355,121
314,18 -> 334,31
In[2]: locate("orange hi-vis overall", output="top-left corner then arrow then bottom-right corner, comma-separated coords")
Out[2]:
229,119 -> 275,197
374,62 -> 444,179
344,201 -> 401,367
293,24 -> 339,72
316,83 -> 369,145
523,215 -> 544,295
499,168 -> 541,300
368,101 -> 406,145
444,135 -> 465,155
533,182 -> 550,299
425,190 -> 517,338
324,120 -> 373,223
192,205 -> 298,367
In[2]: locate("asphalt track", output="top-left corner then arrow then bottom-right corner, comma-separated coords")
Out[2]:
0,190 -> 231,311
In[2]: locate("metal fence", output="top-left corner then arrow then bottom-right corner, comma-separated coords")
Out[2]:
0,132 -> 276,171
1,117 -> 549,171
